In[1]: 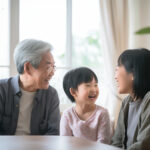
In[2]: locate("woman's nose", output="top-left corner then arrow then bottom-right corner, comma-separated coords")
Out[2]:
115,72 -> 117,79
115,67 -> 118,80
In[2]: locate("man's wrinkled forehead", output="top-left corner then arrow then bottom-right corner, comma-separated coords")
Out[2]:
42,52 -> 55,64
46,61 -> 55,65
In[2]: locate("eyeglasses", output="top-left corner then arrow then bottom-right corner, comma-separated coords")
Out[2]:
47,65 -> 56,73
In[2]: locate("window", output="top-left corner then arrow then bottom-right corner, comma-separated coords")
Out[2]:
20,0 -> 70,104
20,0 -> 66,67
0,0 -> 9,79
72,0 -> 102,68
14,0 -> 102,104
20,0 -> 102,104
71,0 -> 104,105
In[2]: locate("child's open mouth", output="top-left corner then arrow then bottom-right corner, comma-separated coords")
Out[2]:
88,95 -> 97,100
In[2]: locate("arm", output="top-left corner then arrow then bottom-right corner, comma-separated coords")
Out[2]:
128,112 -> 150,150
97,110 -> 111,144
45,89 -> 61,135
0,94 -> 3,134
111,103 -> 124,148
0,85 -> 5,135
60,112 -> 73,136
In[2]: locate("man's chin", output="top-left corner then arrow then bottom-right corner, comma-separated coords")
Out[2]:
40,84 -> 49,90
44,85 -> 49,89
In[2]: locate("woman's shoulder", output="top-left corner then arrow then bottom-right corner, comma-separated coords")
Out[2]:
141,91 -> 150,111
121,95 -> 132,107
143,91 -> 150,102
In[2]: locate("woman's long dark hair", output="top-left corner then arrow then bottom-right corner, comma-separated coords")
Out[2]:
118,48 -> 150,99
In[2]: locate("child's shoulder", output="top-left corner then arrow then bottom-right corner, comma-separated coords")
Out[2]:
96,105 -> 109,114
62,106 -> 75,116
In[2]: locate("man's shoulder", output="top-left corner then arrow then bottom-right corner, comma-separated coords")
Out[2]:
43,85 -> 58,96
0,77 -> 12,100
0,77 -> 10,85
0,76 -> 18,85
48,85 -> 57,92
0,77 -> 12,90
0,76 -> 20,94
37,85 -> 59,103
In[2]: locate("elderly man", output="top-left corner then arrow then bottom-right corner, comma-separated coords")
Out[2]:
0,39 -> 60,135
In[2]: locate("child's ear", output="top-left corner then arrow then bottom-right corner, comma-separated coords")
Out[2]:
69,88 -> 77,97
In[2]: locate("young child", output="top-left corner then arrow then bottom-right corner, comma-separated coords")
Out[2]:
60,67 -> 111,144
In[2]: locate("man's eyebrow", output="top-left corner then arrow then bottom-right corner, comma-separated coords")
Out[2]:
46,61 -> 55,65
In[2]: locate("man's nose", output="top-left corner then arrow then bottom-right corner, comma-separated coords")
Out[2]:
50,69 -> 55,76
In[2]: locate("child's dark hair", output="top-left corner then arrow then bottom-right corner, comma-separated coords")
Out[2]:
63,67 -> 98,102
118,48 -> 150,99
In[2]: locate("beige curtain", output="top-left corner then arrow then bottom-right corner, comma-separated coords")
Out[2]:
98,0 -> 129,124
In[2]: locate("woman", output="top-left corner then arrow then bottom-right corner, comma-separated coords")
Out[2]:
112,48 -> 150,150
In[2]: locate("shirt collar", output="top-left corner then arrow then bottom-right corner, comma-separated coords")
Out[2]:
10,75 -> 21,96
10,75 -> 44,101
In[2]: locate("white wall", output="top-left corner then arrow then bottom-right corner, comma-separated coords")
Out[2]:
129,0 -> 150,49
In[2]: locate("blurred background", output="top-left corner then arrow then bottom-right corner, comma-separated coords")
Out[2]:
1,0 -> 150,124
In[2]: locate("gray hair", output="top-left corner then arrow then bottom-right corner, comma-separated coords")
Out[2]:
14,39 -> 53,74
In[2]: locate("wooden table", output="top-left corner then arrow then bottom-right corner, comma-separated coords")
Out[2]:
0,136 -> 122,150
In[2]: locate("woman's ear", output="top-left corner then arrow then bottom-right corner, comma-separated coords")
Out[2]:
70,88 -> 77,98
131,73 -> 134,81
132,76 -> 134,81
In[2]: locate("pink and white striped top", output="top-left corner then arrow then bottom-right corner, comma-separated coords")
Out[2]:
60,105 -> 111,144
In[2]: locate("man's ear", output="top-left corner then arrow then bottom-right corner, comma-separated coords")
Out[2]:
24,62 -> 32,75
69,88 -> 77,98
